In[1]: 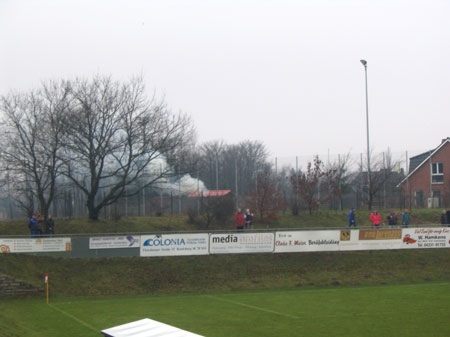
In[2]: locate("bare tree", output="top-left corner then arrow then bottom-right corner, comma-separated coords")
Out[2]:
62,75 -> 194,220
195,140 -> 268,195
368,149 -> 403,210
245,163 -> 286,225
291,156 -> 325,215
234,140 -> 268,195
219,140 -> 268,199
0,81 -> 70,218
197,140 -> 225,190
324,153 -> 353,211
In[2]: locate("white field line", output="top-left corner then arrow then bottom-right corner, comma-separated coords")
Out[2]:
48,303 -> 99,333
206,295 -> 300,319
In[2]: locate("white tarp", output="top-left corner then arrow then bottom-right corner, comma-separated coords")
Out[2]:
101,318 -> 205,337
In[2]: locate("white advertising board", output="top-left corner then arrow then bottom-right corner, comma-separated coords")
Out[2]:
274,230 -> 340,253
140,233 -> 209,257
209,232 -> 274,254
400,227 -> 450,249
0,237 -> 71,253
89,235 -> 140,249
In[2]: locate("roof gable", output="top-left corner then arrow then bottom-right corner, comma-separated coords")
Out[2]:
397,137 -> 450,187
408,150 -> 434,173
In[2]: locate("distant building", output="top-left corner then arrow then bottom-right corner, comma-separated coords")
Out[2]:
187,190 -> 232,198
397,137 -> 450,208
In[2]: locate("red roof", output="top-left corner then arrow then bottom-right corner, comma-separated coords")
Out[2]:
187,190 -> 231,197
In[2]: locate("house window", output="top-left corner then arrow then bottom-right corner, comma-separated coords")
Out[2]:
431,162 -> 444,183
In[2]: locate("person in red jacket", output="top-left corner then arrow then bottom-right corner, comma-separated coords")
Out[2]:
235,208 -> 245,231
370,210 -> 381,228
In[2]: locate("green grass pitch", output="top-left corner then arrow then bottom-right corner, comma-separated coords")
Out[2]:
1,282 -> 449,337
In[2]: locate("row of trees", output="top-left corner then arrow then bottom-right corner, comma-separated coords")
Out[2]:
0,76 -> 195,220
240,153 -> 403,223
184,149 -> 404,228
0,75 -> 405,222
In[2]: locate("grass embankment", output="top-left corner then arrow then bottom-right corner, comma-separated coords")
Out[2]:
0,208 -> 448,298
1,249 -> 449,297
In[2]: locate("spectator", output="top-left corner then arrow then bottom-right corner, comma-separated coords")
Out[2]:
401,209 -> 410,228
387,211 -> 398,228
28,214 -> 39,238
370,210 -> 381,229
347,208 -> 357,229
234,208 -> 245,231
441,210 -> 447,226
45,214 -> 55,236
244,209 -> 254,230
446,209 -> 450,226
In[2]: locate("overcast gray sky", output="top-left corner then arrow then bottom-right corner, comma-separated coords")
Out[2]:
1,0 -> 449,164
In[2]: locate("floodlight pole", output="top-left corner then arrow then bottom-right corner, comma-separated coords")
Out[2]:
360,59 -> 371,208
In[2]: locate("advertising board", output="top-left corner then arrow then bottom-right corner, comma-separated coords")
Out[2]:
140,233 -> 209,257
89,235 -> 140,249
209,232 -> 274,254
400,227 -> 450,249
274,230 -> 340,253
339,229 -> 403,251
0,237 -> 71,253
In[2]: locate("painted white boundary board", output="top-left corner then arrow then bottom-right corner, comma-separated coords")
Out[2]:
101,318 -> 205,337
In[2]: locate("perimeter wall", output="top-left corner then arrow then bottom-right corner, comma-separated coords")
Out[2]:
1,227 -> 449,259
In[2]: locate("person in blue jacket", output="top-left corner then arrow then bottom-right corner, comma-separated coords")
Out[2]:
28,213 -> 39,238
347,208 -> 357,229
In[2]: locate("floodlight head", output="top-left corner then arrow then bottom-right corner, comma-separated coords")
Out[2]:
360,59 -> 367,66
